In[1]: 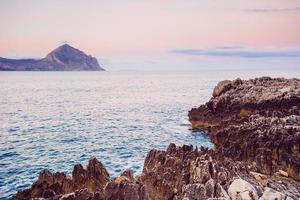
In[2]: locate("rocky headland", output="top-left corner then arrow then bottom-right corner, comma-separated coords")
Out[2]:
0,44 -> 104,71
189,77 -> 300,181
13,77 -> 300,200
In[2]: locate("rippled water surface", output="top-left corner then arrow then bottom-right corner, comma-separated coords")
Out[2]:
1,70 -> 299,199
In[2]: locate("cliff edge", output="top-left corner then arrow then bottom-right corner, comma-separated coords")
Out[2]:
188,77 -> 300,181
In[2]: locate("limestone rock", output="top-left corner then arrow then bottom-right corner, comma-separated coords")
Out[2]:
249,172 -> 268,183
228,178 -> 259,200
140,143 -> 250,200
278,170 -> 288,177
13,157 -> 149,200
259,187 -> 287,200
13,157 -> 109,199
188,77 -> 300,181
212,80 -> 232,97
12,77 -> 300,200
13,144 -> 300,200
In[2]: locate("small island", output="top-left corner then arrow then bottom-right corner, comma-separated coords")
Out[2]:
0,44 -> 105,71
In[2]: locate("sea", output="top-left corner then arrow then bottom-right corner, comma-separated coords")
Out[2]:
0,70 -> 299,199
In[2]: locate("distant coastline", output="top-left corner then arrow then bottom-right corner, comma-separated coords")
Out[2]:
0,44 -> 105,71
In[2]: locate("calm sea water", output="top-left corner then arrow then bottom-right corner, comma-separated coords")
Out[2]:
0,70 -> 299,199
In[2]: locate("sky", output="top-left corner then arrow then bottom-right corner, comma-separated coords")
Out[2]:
0,0 -> 300,70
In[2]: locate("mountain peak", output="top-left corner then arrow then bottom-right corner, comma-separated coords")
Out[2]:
49,44 -> 82,56
0,44 -> 105,71
55,44 -> 78,52
60,43 -> 72,48
42,44 -> 104,71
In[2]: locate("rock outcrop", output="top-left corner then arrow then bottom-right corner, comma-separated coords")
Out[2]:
14,144 -> 300,200
189,77 -> 300,181
0,44 -> 104,71
140,144 -> 300,200
228,179 -> 259,200
140,144 -> 251,200
13,77 -> 300,200
13,157 -> 149,200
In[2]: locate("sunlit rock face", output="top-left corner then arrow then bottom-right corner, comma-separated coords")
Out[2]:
13,77 -> 300,200
140,144 -> 300,200
13,157 -> 109,199
140,143 -> 251,200
13,145 -> 300,200
13,157 -> 149,200
0,44 -> 104,71
188,77 -> 300,180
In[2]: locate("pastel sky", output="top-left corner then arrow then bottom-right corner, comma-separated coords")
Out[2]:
0,0 -> 300,70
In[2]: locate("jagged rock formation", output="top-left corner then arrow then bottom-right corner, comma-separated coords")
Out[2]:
13,145 -> 300,200
188,77 -> 300,181
13,77 -> 300,199
140,144 -> 251,200
13,157 -> 149,200
140,144 -> 300,200
0,44 -> 104,71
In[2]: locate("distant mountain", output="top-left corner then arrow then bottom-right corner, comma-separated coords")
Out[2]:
0,44 -> 105,71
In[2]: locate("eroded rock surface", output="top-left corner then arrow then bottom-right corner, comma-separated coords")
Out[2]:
13,144 -> 300,200
228,179 -> 258,200
140,144 -> 300,200
13,157 -> 148,200
140,144 -> 251,200
14,77 -> 300,200
189,77 -> 300,181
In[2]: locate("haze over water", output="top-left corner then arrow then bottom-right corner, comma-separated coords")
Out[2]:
0,70 -> 299,199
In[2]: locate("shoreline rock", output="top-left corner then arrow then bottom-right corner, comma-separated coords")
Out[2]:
189,77 -> 300,181
13,77 -> 300,199
13,157 -> 149,200
13,144 -> 300,199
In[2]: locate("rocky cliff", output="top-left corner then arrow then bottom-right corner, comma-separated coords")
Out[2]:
13,77 -> 300,200
13,157 -> 149,200
0,44 -> 104,71
13,145 -> 300,200
189,77 -> 300,181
